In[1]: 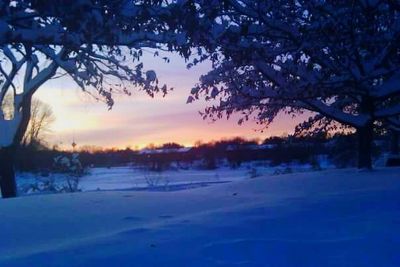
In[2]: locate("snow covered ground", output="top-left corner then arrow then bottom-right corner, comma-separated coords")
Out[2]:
1,168 -> 400,266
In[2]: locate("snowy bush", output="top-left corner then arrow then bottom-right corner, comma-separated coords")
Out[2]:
272,167 -> 293,176
310,157 -> 322,171
247,167 -> 261,179
20,153 -> 87,194
53,153 -> 85,176
144,172 -> 170,190
19,174 -> 81,194
19,175 -> 59,194
198,154 -> 217,170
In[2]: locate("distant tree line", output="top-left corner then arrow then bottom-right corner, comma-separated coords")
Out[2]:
13,131 -> 396,174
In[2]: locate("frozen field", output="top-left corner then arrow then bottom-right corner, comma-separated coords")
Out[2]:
1,168 -> 400,266
17,163 -> 316,193
80,166 -> 256,191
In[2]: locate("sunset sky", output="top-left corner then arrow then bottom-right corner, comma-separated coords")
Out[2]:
35,52 -> 304,149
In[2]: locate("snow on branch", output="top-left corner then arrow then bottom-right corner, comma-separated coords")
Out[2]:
0,0 -> 194,57
303,99 -> 370,128
190,0 -> 400,131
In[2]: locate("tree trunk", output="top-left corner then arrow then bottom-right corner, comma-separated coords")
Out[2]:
357,125 -> 373,170
390,130 -> 399,155
0,91 -> 34,199
386,130 -> 400,167
0,146 -> 17,198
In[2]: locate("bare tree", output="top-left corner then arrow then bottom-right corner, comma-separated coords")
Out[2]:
2,95 -> 55,147
22,98 -> 55,147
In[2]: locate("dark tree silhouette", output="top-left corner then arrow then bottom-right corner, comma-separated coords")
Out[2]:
189,0 -> 400,169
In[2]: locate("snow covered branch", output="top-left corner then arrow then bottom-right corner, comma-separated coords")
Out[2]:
190,0 -> 400,135
0,0 -> 194,55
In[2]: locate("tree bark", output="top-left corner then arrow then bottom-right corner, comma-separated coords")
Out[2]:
386,130 -> 400,167
0,146 -> 17,198
390,130 -> 399,155
356,125 -> 373,170
0,48 -> 58,199
0,94 -> 33,199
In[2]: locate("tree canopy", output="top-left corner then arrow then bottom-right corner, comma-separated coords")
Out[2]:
189,0 -> 400,168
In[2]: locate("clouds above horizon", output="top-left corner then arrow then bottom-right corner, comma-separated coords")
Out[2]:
34,51 -> 304,149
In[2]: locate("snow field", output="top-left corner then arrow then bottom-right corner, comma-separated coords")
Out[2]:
0,168 -> 399,266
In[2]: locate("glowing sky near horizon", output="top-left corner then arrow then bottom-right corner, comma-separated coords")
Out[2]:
35,52 -> 304,149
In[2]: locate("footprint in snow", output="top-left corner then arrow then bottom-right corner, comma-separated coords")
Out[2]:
159,215 -> 174,219
123,216 -> 142,221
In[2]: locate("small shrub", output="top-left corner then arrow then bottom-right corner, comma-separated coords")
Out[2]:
53,153 -> 85,176
310,157 -> 322,171
19,174 -> 82,194
272,166 -> 293,175
20,153 -> 87,194
248,167 -> 261,178
144,172 -> 170,189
